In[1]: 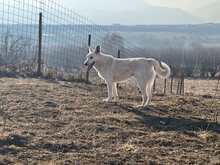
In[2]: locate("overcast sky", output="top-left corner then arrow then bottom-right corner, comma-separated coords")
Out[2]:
143,0 -> 215,10
60,0 -> 219,24
62,0 -> 216,12
3,0 -> 219,24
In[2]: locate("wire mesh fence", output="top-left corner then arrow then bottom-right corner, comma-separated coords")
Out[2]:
0,0 -> 124,74
0,0 -> 39,74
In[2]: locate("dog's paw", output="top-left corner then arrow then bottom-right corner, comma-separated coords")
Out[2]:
136,105 -> 144,109
103,98 -> 112,102
113,97 -> 119,102
135,104 -> 150,110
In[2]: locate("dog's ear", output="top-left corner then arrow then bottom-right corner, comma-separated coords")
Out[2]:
95,45 -> 101,54
88,47 -> 93,53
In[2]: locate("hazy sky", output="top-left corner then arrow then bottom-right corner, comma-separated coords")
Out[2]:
60,0 -> 219,24
3,0 -> 219,24
62,0 -> 215,11
144,0 -> 215,10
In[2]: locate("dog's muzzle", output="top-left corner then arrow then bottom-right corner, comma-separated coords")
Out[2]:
86,61 -> 95,71
84,59 -> 89,66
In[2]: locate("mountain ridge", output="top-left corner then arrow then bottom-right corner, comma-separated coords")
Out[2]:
80,4 -> 203,25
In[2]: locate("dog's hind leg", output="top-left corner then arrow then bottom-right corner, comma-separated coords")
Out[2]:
136,78 -> 147,107
145,82 -> 153,106
112,83 -> 119,101
103,81 -> 113,102
144,75 -> 155,106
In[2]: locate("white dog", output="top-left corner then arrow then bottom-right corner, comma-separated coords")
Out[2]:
84,46 -> 171,107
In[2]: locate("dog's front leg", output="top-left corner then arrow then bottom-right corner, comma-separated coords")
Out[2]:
112,83 -> 119,101
103,81 -> 113,102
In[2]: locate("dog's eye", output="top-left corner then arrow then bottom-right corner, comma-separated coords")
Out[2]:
90,56 -> 93,59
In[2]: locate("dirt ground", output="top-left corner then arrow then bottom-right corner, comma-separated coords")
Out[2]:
0,78 -> 219,165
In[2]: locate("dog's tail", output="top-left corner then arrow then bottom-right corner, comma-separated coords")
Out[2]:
151,59 -> 171,78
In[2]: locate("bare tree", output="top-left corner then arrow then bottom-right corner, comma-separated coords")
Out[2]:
102,33 -> 124,56
0,31 -> 33,66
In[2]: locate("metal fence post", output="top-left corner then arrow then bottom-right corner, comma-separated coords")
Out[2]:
88,34 -> 91,48
37,12 -> 42,76
117,49 -> 121,58
117,49 -> 121,88
86,34 -> 92,83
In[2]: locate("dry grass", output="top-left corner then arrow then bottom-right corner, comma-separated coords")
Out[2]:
0,78 -> 219,165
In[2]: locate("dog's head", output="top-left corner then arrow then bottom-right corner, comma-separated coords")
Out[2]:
84,45 -> 101,70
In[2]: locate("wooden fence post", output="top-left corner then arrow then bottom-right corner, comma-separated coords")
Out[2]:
170,76 -> 173,94
177,79 -> 181,95
86,34 -> 92,83
153,78 -> 156,93
37,12 -> 42,76
180,72 -> 185,95
164,79 -> 167,95
176,69 -> 185,95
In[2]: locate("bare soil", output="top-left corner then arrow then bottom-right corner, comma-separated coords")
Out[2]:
0,78 -> 219,165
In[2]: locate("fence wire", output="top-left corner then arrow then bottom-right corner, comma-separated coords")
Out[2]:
0,0 -> 40,68
0,0 -> 144,74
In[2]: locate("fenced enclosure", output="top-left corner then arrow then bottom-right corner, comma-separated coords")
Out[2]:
0,0 -> 220,97
0,1 -> 220,164
0,0 -> 144,74
0,0 -> 104,75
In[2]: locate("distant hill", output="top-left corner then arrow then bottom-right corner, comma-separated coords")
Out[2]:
101,23 -> 220,35
1,23 -> 220,49
82,4 -> 203,25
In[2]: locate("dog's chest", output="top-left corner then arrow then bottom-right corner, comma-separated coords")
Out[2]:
94,66 -> 109,80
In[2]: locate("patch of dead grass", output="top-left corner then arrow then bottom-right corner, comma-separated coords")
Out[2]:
198,131 -> 219,143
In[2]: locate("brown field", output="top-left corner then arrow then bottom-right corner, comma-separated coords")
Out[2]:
0,78 -> 219,165
154,78 -> 220,97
